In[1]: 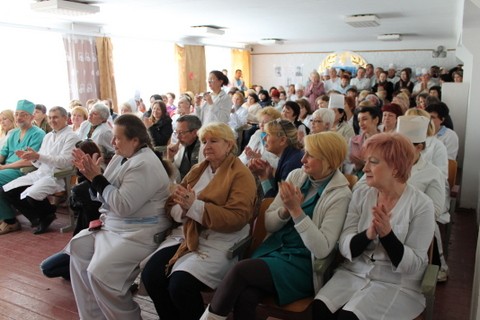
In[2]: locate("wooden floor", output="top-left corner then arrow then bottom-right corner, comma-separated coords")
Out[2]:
0,207 -> 477,320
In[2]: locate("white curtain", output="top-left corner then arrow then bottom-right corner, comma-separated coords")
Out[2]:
63,35 -> 100,104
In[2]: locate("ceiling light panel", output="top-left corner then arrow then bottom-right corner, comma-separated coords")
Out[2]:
345,14 -> 380,28
31,0 -> 100,16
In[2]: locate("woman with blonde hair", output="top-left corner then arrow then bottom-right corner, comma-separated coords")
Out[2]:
0,110 -> 16,148
70,106 -> 88,132
141,122 -> 257,320
239,107 -> 281,167
248,119 -> 303,198
201,132 -> 352,320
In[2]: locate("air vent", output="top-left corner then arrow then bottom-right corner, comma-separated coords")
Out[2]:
377,33 -> 401,41
345,14 -> 380,28
258,38 -> 284,45
31,0 -> 100,16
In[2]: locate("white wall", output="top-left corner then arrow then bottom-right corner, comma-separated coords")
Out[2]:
456,0 -> 480,211
251,50 -> 457,89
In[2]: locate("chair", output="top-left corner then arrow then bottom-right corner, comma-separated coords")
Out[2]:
414,240 -> 439,320
53,167 -> 77,233
343,173 -> 358,190
249,198 -> 336,319
442,159 -> 460,257
19,166 -> 77,233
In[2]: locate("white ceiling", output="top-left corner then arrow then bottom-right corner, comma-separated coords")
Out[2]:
0,0 -> 465,50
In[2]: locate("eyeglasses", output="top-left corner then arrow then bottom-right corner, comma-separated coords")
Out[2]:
275,118 -> 289,137
310,119 -> 323,124
174,130 -> 193,136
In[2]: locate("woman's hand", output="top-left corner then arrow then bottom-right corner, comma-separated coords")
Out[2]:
372,204 -> 392,238
143,117 -> 153,128
279,181 -> 304,219
72,148 -> 103,181
204,92 -> 213,105
244,146 -> 261,160
247,158 -> 273,180
173,184 -> 196,215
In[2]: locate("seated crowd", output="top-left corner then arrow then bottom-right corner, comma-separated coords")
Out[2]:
0,63 -> 463,320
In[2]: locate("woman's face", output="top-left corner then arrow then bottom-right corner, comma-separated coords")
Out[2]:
310,116 -> 326,134
281,106 -> 295,122
202,133 -> 232,164
259,93 -> 266,101
301,149 -> 330,180
263,130 -> 285,156
232,95 -> 243,107
382,111 -> 397,131
454,73 -> 463,83
363,151 -> 396,189
1,115 -> 14,132
358,112 -> 378,134
177,98 -> 191,115
152,104 -> 162,119
416,96 -> 426,109
429,111 -> 443,132
167,94 -> 174,105
259,115 -> 273,131
319,100 -> 328,109
288,85 -> 295,95
120,106 -> 132,115
208,73 -> 223,92
299,104 -> 307,118
400,71 -> 408,81
310,73 -> 320,83
247,96 -> 255,105
71,111 -> 85,126
112,125 -> 138,158
379,73 -> 387,82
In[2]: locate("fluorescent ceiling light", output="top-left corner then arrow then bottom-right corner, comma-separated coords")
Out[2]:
31,0 -> 100,16
258,38 -> 284,45
377,33 -> 401,41
345,14 -> 380,28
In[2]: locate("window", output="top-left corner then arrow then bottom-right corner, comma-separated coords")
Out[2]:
112,37 -> 177,108
0,26 -> 69,111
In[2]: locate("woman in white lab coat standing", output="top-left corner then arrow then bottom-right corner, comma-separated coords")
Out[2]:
314,133 -> 435,320
68,114 -> 172,320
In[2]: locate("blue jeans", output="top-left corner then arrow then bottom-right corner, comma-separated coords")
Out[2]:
40,252 -> 70,280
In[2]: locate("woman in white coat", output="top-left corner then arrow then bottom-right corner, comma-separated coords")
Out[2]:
194,70 -> 232,125
314,133 -> 435,320
201,132 -> 352,320
68,114 -> 173,320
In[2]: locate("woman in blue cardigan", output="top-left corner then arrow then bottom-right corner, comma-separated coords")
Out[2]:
248,119 -> 303,197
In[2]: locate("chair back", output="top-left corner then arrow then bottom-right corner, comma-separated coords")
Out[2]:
447,159 -> 457,190
344,174 -> 358,190
246,197 -> 274,258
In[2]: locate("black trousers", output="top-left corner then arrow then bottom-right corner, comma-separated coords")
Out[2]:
312,299 -> 359,320
141,244 -> 210,320
3,185 -> 56,225
210,258 -> 276,320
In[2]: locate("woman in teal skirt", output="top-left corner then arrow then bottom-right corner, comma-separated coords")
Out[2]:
201,132 -> 352,320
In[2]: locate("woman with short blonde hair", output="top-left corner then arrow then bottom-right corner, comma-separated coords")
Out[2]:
202,132 -> 351,320
142,122 -> 257,320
